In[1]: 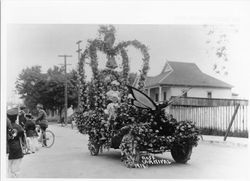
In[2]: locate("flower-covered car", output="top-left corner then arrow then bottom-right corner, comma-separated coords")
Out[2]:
74,85 -> 199,168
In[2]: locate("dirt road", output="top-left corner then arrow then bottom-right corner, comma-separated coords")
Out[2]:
20,124 -> 249,179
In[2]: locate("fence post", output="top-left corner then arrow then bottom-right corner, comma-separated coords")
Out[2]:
224,104 -> 240,141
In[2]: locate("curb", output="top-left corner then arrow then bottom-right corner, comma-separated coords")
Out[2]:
200,140 -> 248,147
199,136 -> 248,147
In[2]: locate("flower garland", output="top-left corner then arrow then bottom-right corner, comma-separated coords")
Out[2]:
78,49 -> 89,111
114,40 -> 150,90
77,25 -> 151,120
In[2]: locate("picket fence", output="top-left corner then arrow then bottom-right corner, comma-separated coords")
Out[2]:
168,97 -> 249,132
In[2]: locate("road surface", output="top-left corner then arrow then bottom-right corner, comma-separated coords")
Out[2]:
19,124 -> 249,179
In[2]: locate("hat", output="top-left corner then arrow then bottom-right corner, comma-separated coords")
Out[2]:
36,104 -> 43,109
106,90 -> 120,99
7,107 -> 18,116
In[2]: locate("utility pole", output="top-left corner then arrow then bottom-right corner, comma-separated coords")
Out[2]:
76,40 -> 82,108
58,55 -> 72,126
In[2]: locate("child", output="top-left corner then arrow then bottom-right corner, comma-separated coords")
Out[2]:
106,80 -> 120,102
105,80 -> 120,120
106,96 -> 120,121
100,95 -> 120,140
25,114 -> 39,153
7,108 -> 25,178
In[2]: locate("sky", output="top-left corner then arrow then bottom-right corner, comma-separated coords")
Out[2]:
6,24 -> 248,102
3,1 -> 250,104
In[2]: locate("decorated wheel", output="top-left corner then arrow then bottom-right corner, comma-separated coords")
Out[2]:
89,142 -> 100,156
171,144 -> 193,163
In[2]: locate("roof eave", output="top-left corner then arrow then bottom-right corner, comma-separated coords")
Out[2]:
145,83 -> 233,89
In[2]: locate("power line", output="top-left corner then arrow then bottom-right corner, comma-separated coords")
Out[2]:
58,55 -> 72,126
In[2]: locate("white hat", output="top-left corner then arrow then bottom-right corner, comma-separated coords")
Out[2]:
106,90 -> 119,97
106,90 -> 120,102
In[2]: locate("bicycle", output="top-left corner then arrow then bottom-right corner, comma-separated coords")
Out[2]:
20,131 -> 30,155
36,125 -> 55,148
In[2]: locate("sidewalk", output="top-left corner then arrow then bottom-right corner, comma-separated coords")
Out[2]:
200,135 -> 249,147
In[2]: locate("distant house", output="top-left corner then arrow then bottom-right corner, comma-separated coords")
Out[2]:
145,61 -> 233,103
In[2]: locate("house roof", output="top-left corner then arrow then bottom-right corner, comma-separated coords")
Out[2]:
145,61 -> 233,89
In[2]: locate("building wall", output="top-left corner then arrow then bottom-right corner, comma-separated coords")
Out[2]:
147,86 -> 232,103
170,86 -> 232,99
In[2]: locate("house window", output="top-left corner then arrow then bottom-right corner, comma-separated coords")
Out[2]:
155,93 -> 159,102
163,92 -> 167,101
207,92 -> 212,98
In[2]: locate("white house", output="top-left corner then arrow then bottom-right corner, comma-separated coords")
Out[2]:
145,61 -> 233,103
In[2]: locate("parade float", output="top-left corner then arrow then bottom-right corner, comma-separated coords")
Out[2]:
73,25 -> 199,168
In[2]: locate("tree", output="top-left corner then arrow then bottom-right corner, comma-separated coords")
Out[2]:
16,65 -> 78,116
45,66 -> 65,116
43,66 -> 78,117
203,25 -> 238,75
16,66 -> 46,113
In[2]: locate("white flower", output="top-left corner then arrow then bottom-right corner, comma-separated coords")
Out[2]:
111,80 -> 120,85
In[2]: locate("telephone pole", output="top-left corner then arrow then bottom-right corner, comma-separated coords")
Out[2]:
76,40 -> 82,108
58,55 -> 72,126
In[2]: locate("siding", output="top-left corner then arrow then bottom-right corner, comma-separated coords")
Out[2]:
148,86 -> 232,102
170,87 -> 232,99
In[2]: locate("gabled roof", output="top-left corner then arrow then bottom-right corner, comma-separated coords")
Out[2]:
145,61 -> 233,89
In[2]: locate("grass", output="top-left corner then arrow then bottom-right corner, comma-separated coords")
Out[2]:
199,127 -> 248,138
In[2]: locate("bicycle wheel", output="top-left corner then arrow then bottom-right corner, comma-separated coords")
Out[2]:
20,138 -> 29,154
43,130 -> 55,148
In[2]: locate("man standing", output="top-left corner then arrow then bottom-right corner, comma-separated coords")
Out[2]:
35,104 -> 48,146
18,105 -> 26,128
7,107 -> 25,178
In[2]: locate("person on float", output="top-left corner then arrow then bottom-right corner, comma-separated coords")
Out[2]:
106,80 -> 120,101
101,95 -> 120,140
100,81 -> 121,140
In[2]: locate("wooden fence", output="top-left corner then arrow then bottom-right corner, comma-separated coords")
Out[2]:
168,97 -> 249,132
